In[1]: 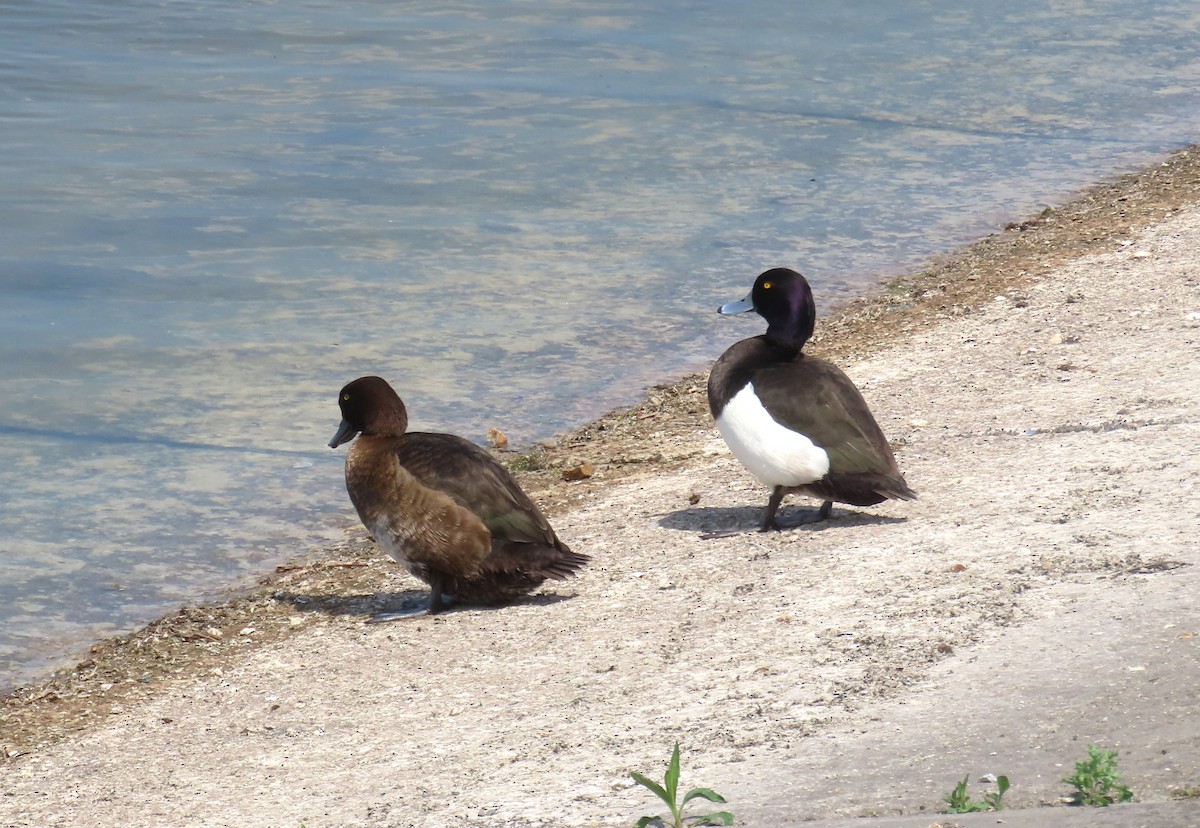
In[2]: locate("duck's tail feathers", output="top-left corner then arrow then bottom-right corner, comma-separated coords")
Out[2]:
540,549 -> 591,580
485,543 -> 591,581
806,472 -> 916,507
880,479 -> 918,502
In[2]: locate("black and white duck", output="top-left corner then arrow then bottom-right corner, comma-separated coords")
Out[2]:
707,268 -> 916,531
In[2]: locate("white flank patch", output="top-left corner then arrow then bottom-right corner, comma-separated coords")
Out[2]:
715,383 -> 830,488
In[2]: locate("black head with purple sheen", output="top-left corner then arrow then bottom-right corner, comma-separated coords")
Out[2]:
718,267 -> 816,351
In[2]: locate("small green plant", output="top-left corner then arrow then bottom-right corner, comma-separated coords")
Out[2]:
1064,744 -> 1133,806
943,774 -> 1009,813
630,743 -> 733,827
504,449 -> 547,472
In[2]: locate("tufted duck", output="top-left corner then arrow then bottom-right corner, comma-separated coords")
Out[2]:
329,376 -> 588,619
707,268 -> 916,531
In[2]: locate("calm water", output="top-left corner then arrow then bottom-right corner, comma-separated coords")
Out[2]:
3,0 -> 1200,689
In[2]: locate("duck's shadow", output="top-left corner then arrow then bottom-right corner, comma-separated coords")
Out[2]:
658,505 -> 908,537
272,589 -> 575,618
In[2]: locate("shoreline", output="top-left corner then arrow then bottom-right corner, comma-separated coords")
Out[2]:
6,141 -> 1200,746
3,144 -> 1200,824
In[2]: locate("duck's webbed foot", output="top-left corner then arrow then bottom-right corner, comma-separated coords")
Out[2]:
366,578 -> 458,623
763,496 -> 830,528
702,492 -> 833,538
757,486 -> 787,532
773,499 -> 833,529
367,605 -> 432,623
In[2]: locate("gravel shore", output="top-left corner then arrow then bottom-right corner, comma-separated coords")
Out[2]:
2,149 -> 1199,827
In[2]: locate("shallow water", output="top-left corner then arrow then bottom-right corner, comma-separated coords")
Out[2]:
3,0 -> 1200,689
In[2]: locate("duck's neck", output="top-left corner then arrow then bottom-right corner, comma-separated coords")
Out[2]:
363,406 -> 408,439
762,291 -> 815,353
763,318 -> 813,353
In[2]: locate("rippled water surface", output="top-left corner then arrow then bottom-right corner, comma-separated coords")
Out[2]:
4,0 -> 1200,688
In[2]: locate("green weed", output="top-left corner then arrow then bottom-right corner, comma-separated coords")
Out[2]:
504,451 -> 546,472
943,774 -> 1009,813
1064,744 -> 1133,806
630,743 -> 733,828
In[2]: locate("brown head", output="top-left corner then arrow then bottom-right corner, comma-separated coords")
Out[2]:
328,376 -> 409,448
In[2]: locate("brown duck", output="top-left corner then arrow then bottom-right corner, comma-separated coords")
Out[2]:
329,375 -> 588,619
708,268 -> 916,531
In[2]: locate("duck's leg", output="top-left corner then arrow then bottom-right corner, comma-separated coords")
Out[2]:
789,499 -> 833,526
770,497 -> 833,530
367,576 -> 457,623
429,573 -> 451,612
701,486 -> 798,539
758,486 -> 786,532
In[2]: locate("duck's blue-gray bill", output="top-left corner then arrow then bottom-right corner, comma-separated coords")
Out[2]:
718,293 -> 754,315
328,420 -> 358,448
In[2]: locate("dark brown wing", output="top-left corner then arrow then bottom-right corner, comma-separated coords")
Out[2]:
396,433 -> 589,593
395,432 -> 567,549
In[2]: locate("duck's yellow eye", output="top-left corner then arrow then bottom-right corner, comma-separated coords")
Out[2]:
342,393 -> 351,402
762,281 -> 772,290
